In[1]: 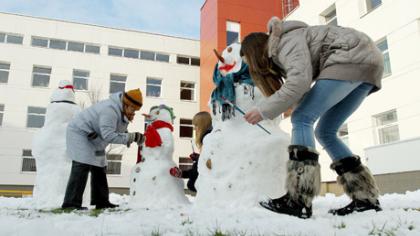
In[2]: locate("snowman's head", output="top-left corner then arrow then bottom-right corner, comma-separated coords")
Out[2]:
215,43 -> 242,77
50,80 -> 76,103
147,104 -> 175,124
143,105 -> 160,124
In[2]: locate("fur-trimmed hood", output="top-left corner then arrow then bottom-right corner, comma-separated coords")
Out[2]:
267,16 -> 308,58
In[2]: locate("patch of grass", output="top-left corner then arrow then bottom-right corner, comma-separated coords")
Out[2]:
181,217 -> 193,226
334,221 -> 346,229
151,228 -> 161,236
368,222 -> 399,236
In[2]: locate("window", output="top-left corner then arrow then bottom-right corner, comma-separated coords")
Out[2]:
109,74 -> 126,93
108,47 -> 123,56
6,34 -> 23,44
156,53 -> 170,62
140,51 -> 156,61
27,106 -> 46,128
180,119 -> 193,138
0,104 -> 4,126
0,62 -> 10,84
180,81 -> 195,101
49,39 -> 66,50
0,33 -> 5,43
226,21 -> 240,46
85,44 -> 100,54
177,56 -> 190,65
191,57 -> 200,66
366,0 -> 382,13
31,37 -> 48,48
377,38 -> 391,77
73,69 -> 89,91
179,157 -> 193,171
32,66 -> 51,87
338,124 -> 349,146
21,149 -> 36,172
106,154 -> 122,175
374,109 -> 400,144
124,49 -> 139,59
322,4 -> 337,26
146,78 -> 162,97
67,41 -> 84,52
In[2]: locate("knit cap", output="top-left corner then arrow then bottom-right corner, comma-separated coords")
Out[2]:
123,88 -> 143,110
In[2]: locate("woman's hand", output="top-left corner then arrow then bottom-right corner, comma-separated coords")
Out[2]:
244,108 -> 263,125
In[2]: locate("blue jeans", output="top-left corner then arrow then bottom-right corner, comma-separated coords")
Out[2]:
291,79 -> 374,161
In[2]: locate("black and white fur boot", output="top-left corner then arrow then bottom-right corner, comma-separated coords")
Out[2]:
329,156 -> 382,216
260,145 -> 321,219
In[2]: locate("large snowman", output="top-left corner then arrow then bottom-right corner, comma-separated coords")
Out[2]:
32,80 -> 82,208
194,43 -> 290,208
129,105 -> 189,208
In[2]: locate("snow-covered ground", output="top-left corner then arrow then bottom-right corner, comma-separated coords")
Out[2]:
1,190 -> 420,236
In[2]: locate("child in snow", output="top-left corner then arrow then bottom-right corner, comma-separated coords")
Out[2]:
242,17 -> 384,218
169,111 -> 212,193
62,88 -> 145,210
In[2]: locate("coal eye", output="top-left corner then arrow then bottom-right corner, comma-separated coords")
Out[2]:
227,47 -> 232,53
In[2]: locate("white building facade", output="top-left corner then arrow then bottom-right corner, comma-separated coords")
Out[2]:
0,12 -> 200,195
281,0 -> 420,192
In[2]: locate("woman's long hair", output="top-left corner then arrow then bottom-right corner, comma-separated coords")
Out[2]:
241,32 -> 283,97
192,111 -> 212,149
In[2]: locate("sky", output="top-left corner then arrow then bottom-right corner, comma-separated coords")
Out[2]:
0,0 -> 206,39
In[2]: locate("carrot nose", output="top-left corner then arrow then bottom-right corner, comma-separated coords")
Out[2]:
142,113 -> 151,119
213,49 -> 225,63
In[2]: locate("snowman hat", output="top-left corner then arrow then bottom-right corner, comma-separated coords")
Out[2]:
58,80 -> 75,92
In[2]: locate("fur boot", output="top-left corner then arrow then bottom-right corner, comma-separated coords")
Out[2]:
329,156 -> 382,215
260,145 -> 320,219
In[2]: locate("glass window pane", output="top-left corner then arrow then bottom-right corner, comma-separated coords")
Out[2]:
177,56 -> 190,65
28,107 -> 46,114
227,31 -> 239,46
190,57 -> 200,66
367,0 -> 382,11
0,33 -> 5,42
375,110 -> 397,126
180,119 -> 192,125
124,49 -> 139,58
85,44 -> 100,54
106,161 -> 121,175
383,52 -> 391,76
22,149 -> 32,156
31,37 -> 48,47
33,67 -> 51,74
27,114 -> 45,128
180,119 -> 193,138
49,39 -> 66,50
0,71 -> 9,83
73,70 -> 89,77
74,77 -> 88,90
108,47 -> 123,56
67,41 -> 84,52
147,78 -> 161,85
0,113 -> 3,126
140,51 -> 155,61
0,104 -> 4,111
180,88 -> 193,100
32,74 -> 50,87
0,63 -> 10,70
107,154 -> 122,161
181,82 -> 194,88
379,125 -> 399,144
110,74 -> 127,82
22,158 -> 37,172
377,39 -> 388,52
110,82 -> 126,93
6,35 -> 23,44
146,85 -> 161,97
156,53 -> 169,62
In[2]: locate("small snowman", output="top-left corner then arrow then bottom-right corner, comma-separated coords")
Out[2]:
32,80 -> 82,208
129,104 -> 189,208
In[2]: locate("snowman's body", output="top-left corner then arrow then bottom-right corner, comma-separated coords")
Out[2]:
129,106 -> 189,208
32,81 -> 82,208
194,43 -> 290,208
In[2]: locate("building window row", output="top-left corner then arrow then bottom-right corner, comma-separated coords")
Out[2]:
176,55 -> 200,66
108,46 -> 170,63
0,32 -> 23,45
31,36 -> 100,54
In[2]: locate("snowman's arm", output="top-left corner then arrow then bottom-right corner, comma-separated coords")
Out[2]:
98,109 -> 129,145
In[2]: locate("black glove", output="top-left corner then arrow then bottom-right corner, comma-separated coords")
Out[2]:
127,132 -> 145,147
189,152 -> 200,162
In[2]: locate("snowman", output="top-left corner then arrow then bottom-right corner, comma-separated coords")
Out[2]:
129,104 -> 189,208
32,80 -> 82,208
194,43 -> 290,208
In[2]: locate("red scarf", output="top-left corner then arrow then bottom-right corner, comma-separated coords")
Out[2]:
144,120 -> 174,148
